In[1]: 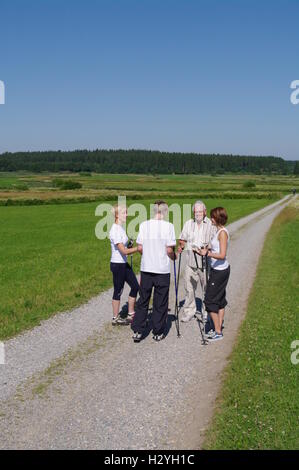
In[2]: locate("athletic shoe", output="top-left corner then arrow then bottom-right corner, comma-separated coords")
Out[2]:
112,316 -> 129,326
132,332 -> 142,343
117,316 -> 129,325
205,329 -> 216,339
209,333 -> 223,342
153,333 -> 165,342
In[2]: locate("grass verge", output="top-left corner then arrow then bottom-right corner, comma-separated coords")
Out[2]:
203,203 -> 299,449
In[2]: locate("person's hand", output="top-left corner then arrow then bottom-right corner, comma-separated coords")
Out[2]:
192,244 -> 200,254
199,247 -> 208,256
178,246 -> 184,254
127,239 -> 134,249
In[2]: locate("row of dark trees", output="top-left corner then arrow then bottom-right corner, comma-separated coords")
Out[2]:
0,149 -> 296,174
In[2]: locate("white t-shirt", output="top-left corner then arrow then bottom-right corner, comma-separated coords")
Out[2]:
137,219 -> 176,274
109,223 -> 128,263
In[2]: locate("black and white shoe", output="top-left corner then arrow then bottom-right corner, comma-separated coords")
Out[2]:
209,333 -> 223,342
153,333 -> 165,342
205,329 -> 216,339
132,332 -> 142,343
112,316 -> 129,326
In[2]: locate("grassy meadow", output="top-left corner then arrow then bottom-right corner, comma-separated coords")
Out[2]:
203,201 -> 299,449
0,172 -> 297,205
1,170 -> 291,340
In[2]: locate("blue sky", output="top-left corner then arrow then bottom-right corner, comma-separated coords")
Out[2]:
0,0 -> 298,160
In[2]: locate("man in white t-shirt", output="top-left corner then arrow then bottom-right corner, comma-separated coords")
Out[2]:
131,200 -> 177,342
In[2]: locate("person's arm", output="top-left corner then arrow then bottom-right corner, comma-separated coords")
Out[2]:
178,221 -> 189,253
206,231 -> 228,260
136,225 -> 143,255
167,224 -> 177,260
116,243 -> 138,256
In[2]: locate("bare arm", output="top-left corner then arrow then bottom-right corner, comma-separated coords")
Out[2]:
116,243 -> 138,256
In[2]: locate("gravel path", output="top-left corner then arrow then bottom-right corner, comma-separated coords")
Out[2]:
0,196 -> 291,449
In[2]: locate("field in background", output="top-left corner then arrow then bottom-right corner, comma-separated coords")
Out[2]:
0,194 -> 275,340
203,202 -> 299,449
0,172 -> 297,205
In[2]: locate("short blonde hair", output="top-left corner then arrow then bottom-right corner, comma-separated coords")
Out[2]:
112,204 -> 126,221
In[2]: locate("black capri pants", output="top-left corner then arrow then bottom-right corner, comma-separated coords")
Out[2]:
204,266 -> 230,313
110,262 -> 139,301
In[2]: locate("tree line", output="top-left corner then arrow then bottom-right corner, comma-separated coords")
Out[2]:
0,149 -> 296,174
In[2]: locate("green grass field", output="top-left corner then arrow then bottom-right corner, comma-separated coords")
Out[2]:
203,203 -> 299,449
0,196 -> 275,340
0,172 -> 297,205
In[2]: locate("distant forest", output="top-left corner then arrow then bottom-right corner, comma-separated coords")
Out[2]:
0,149 -> 297,175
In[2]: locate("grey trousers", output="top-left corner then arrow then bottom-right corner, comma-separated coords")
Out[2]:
182,264 -> 206,320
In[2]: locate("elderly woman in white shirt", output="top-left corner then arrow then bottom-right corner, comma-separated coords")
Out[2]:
109,205 -> 139,325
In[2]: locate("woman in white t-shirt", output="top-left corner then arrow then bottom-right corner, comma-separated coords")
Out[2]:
109,205 -> 139,325
198,207 -> 230,342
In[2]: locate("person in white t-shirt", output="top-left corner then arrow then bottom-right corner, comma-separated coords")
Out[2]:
109,205 -> 140,325
131,200 -> 177,342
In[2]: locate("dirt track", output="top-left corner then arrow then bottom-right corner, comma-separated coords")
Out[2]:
0,196 -> 291,449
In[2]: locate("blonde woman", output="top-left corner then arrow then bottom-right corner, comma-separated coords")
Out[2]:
109,205 -> 139,325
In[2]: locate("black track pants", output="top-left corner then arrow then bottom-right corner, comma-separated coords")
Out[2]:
131,271 -> 170,336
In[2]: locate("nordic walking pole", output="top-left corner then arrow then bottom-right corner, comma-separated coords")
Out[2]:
176,252 -> 182,331
177,251 -> 182,295
173,250 -> 181,337
128,238 -> 134,269
193,246 -> 208,345
193,250 -> 199,269
205,253 -> 209,285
